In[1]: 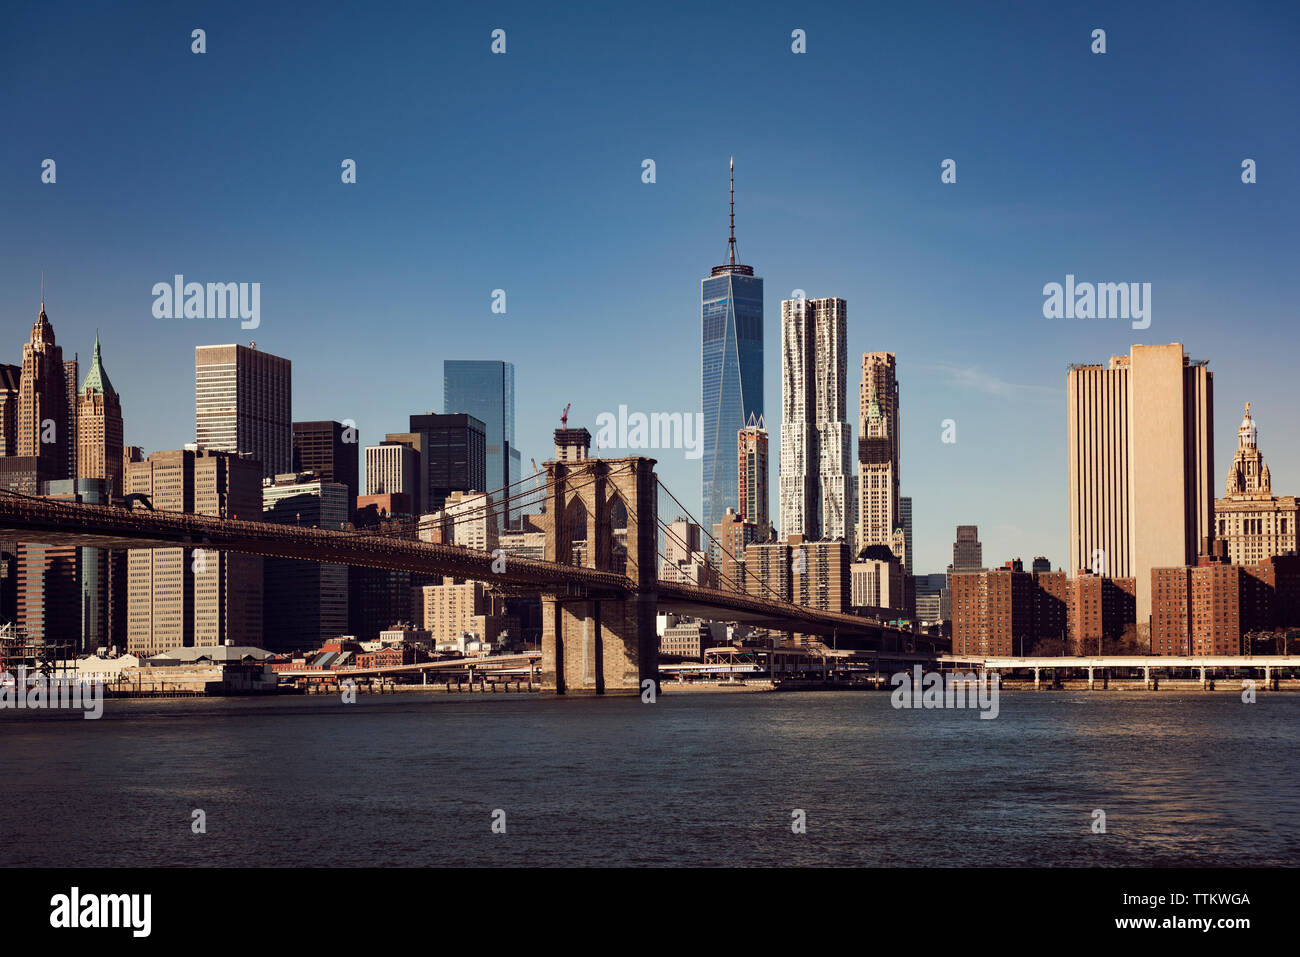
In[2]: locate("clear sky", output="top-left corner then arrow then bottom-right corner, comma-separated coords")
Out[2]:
2,0 -> 1297,574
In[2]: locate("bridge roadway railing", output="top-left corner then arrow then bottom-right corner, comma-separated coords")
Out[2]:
0,493 -> 916,639
0,493 -> 629,594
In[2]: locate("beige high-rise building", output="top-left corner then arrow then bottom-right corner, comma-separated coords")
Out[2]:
195,343 -> 292,479
857,352 -> 901,562
125,448 -> 264,656
851,556 -> 905,612
1214,403 -> 1298,565
422,576 -> 500,650
662,517 -> 700,566
419,490 -> 499,552
1067,343 -> 1213,633
76,335 -> 124,498
365,442 -> 419,498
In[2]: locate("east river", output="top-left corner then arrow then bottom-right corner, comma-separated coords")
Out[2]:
1,690 -> 1295,866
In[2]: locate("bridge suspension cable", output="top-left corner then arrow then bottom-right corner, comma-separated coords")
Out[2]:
654,477 -> 787,606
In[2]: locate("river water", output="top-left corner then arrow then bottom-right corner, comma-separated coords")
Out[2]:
1,690 -> 1295,866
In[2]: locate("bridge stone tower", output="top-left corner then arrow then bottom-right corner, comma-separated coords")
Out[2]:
538,428 -> 658,696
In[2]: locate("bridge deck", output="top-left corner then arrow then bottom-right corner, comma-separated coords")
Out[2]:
0,492 -> 922,640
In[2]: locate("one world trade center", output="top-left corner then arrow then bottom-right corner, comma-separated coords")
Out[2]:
701,158 -> 764,541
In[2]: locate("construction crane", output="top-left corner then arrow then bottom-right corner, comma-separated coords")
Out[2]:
560,403 -> 571,428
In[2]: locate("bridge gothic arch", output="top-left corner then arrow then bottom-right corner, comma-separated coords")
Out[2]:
537,441 -> 658,696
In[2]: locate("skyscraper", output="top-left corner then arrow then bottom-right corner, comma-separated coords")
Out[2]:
76,334 -> 124,499
778,297 -> 855,544
17,300 -> 73,481
1214,403 -> 1298,565
443,360 -> 520,525
780,298 -> 817,539
63,355 -> 78,480
262,473 -> 350,652
293,420 -> 360,504
951,525 -> 983,571
365,442 -> 419,499
407,413 -> 487,515
0,364 -> 20,456
857,352 -> 902,562
74,338 -> 126,654
701,158 -> 763,539
900,496 -> 913,575
125,448 -> 263,655
195,343 -> 292,479
1067,343 -> 1213,630
737,413 -> 769,534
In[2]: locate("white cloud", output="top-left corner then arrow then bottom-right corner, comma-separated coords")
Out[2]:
917,363 -> 1059,398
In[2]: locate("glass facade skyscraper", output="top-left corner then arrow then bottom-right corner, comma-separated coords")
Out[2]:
701,159 -> 764,539
443,360 -> 519,524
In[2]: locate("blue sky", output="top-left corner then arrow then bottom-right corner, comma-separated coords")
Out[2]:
2,0 -> 1297,573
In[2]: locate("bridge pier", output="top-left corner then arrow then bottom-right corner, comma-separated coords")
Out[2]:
538,442 -> 659,697
1033,667 -> 1040,690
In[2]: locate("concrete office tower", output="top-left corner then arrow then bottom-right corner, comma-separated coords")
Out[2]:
76,335 -> 124,499
661,516 -> 712,583
262,473 -> 350,652
407,413 -> 487,515
702,158 -> 764,539
857,352 -> 902,563
738,414 -> 770,534
125,449 -> 263,656
63,357 -> 78,478
365,442 -> 419,499
662,516 -> 701,566
444,360 -> 520,526
16,481 -> 82,648
1215,403 -> 1298,565
952,525 -> 983,572
422,577 -> 501,652
293,420 -> 360,504
0,364 -> 20,455
46,479 -> 126,653
195,343 -> 292,478
779,297 -> 855,545
900,496 -> 913,576
851,553 -> 905,613
421,490 -> 499,552
1067,343 -> 1213,631
17,300 -> 72,480
914,572 -> 949,623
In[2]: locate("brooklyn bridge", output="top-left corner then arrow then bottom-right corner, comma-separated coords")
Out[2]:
0,430 -> 935,696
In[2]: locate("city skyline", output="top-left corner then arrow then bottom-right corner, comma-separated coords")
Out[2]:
3,3 -> 1297,574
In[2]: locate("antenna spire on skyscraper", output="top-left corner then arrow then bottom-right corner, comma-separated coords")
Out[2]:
728,157 -> 737,266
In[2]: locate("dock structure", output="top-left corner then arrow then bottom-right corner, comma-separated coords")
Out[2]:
941,654 -> 1300,690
